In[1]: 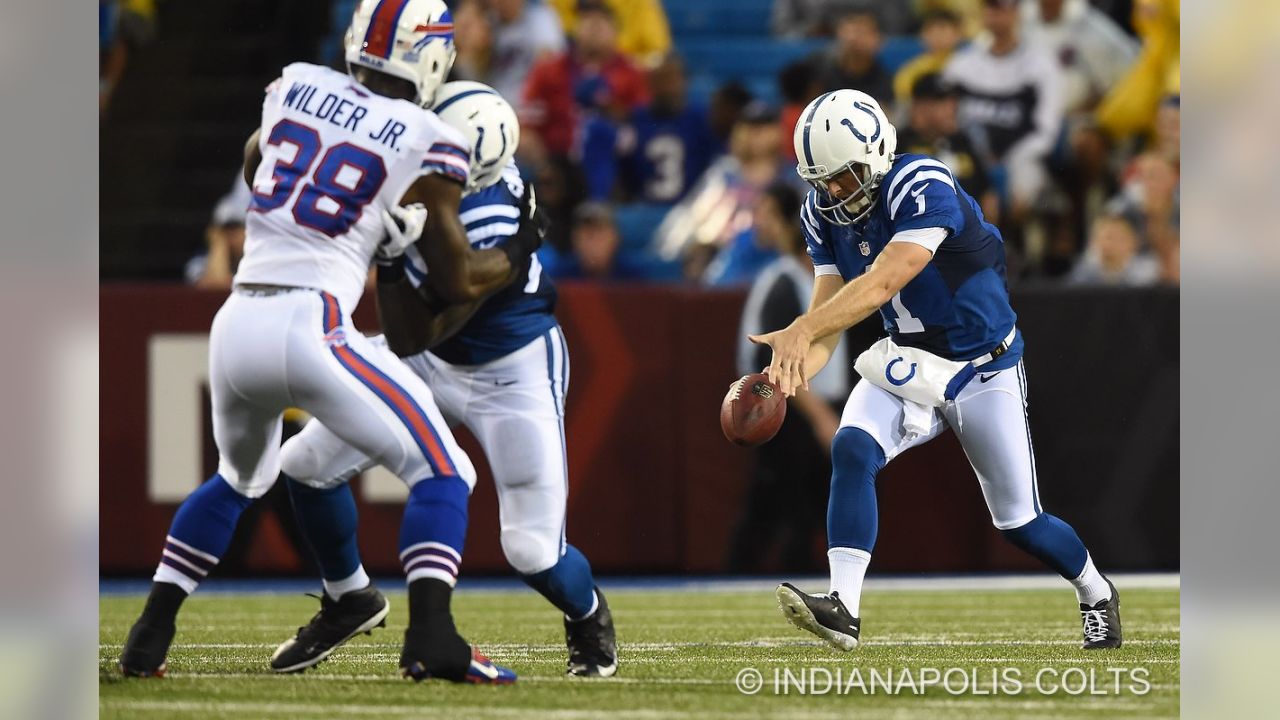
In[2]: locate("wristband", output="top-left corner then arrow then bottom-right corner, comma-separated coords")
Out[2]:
376,255 -> 406,284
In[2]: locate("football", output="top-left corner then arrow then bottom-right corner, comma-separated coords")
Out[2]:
720,373 -> 786,446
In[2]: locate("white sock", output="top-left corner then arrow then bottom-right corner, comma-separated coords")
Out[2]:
323,565 -> 371,600
828,547 -> 872,617
1070,555 -> 1111,606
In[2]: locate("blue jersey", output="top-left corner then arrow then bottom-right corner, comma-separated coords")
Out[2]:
619,104 -> 719,203
802,153 -> 1023,371
581,105 -> 718,203
405,165 -> 557,365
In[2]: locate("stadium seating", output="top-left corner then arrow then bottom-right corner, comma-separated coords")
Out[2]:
663,0 -> 774,37
612,202 -> 672,252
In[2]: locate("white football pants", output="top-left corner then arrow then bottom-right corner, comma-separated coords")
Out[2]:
281,327 -> 570,575
839,360 -> 1042,529
208,289 -> 474,499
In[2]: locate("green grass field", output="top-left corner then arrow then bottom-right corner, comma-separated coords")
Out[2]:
100,581 -> 1179,719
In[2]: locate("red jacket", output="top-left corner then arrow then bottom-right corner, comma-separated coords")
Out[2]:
521,50 -> 650,156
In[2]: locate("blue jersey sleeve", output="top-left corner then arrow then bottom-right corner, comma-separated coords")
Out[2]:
801,192 -> 837,272
881,155 -> 964,239
458,165 -> 523,246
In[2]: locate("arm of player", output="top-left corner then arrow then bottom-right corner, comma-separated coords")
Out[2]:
795,273 -> 844,382
375,273 -> 483,357
242,128 -> 262,187
750,241 -> 933,396
401,174 -> 522,304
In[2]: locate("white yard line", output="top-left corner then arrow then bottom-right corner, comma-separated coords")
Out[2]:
101,636 -> 1180,652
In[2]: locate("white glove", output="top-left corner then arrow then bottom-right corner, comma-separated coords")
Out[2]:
377,203 -> 427,263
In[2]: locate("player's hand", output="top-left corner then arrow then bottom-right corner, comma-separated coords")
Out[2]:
748,320 -> 814,397
378,203 -> 428,264
501,182 -> 549,270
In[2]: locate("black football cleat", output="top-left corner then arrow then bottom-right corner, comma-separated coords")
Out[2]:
399,622 -> 516,684
1081,576 -> 1123,649
564,587 -> 618,677
119,619 -> 176,677
271,586 -> 390,673
776,582 -> 860,651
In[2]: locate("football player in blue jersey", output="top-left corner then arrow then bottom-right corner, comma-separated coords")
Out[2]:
272,81 -> 618,678
749,90 -> 1122,651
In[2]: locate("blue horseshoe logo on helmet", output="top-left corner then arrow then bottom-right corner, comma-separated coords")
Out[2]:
473,123 -> 509,169
885,357 -> 917,386
840,101 -> 882,143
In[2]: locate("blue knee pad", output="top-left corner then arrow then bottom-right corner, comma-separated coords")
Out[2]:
1001,513 -> 1088,579
827,427 -> 886,552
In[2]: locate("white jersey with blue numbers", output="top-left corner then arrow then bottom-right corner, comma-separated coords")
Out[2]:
235,62 -> 471,312
403,163 -> 558,365
803,152 -> 1023,372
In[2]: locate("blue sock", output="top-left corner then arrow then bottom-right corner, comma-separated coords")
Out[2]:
399,475 -> 469,587
826,427 -> 886,552
1001,513 -> 1089,578
522,544 -> 598,620
154,474 -> 254,593
285,476 -> 362,582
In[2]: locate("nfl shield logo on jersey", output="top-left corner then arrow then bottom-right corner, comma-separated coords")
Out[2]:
859,241 -> 871,256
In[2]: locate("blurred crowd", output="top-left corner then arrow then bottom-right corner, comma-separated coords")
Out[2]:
450,0 -> 1178,289
103,0 -> 1179,290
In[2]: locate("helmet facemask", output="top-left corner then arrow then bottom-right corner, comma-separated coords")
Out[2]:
799,159 -> 884,226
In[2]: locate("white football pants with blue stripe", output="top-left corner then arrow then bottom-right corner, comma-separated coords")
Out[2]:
209,289 -> 475,499
281,327 -> 571,576
841,360 -> 1040,529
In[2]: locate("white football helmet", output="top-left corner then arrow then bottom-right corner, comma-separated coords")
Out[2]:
793,89 -> 897,224
345,0 -> 457,107
429,81 -> 521,194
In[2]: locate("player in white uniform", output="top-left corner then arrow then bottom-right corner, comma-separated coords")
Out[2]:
269,83 -> 618,678
119,0 -> 538,684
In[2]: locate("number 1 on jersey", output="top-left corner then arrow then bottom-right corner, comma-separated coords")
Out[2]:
890,292 -> 924,333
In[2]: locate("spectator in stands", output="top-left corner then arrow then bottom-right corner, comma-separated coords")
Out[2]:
657,103 -> 797,284
1020,0 -> 1139,118
547,0 -> 672,69
778,60 -> 825,162
1095,0 -> 1179,142
807,6 -> 894,110
708,81 -> 755,155
186,176 -> 251,289
896,73 -> 1000,223
520,1 -> 649,166
100,0 -> 160,114
483,0 -> 566,102
1152,93 -> 1179,166
1067,212 -> 1159,286
943,0 -> 1062,222
543,202 -> 650,280
450,0 -> 494,86
581,53 -> 718,204
727,182 -> 846,573
1113,151 -> 1179,256
892,9 -> 965,110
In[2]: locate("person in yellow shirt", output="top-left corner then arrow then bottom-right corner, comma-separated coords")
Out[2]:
893,8 -> 965,110
1095,0 -> 1178,141
547,0 -> 672,68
